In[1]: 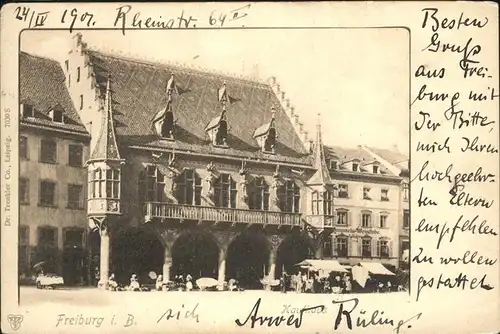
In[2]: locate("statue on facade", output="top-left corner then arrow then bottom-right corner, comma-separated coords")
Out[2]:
239,160 -> 249,202
205,161 -> 217,198
272,164 -> 281,204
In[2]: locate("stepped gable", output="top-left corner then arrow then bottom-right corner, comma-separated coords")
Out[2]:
86,50 -> 311,165
19,52 -> 88,134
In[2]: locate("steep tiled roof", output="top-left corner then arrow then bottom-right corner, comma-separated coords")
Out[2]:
365,146 -> 409,173
89,75 -> 122,162
86,51 -> 310,165
308,117 -> 332,185
19,52 -> 87,135
324,145 -> 394,175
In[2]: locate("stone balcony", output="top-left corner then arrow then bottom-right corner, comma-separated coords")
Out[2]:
143,202 -> 303,227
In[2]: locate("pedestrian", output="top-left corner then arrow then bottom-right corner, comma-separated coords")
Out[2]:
156,275 -> 163,291
129,274 -> 140,291
280,271 -> 287,293
108,273 -> 118,291
186,274 -> 193,291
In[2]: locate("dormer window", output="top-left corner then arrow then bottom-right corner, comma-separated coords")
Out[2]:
253,107 -> 277,153
206,82 -> 230,148
49,108 -> 64,123
352,163 -> 359,172
152,74 -> 177,140
329,160 -> 337,170
21,104 -> 34,118
373,165 -> 379,174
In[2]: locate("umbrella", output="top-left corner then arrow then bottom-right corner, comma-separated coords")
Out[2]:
32,261 -> 45,270
196,277 -> 219,289
352,265 -> 369,288
149,271 -> 157,280
260,277 -> 280,286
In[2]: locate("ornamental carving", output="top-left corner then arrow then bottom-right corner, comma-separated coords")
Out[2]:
239,160 -> 249,202
205,162 -> 217,198
269,234 -> 284,251
213,231 -> 238,252
107,200 -> 120,213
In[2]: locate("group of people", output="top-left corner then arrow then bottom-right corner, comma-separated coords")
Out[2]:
156,274 -> 194,291
279,271 -> 353,294
104,273 -> 147,291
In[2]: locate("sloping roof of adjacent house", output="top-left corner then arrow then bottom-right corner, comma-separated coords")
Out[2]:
324,145 -> 395,175
19,52 -> 88,135
365,146 -> 409,173
86,50 -> 311,165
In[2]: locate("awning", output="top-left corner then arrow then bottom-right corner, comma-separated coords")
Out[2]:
358,262 -> 395,276
295,259 -> 348,273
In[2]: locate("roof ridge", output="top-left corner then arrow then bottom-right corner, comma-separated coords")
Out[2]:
86,48 -> 269,87
20,51 -> 59,63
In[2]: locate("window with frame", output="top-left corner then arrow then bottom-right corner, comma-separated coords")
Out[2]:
361,212 -> 372,228
90,168 -> 120,199
68,144 -> 83,167
402,182 -> 409,201
19,178 -> 29,204
38,226 -> 57,248
311,191 -> 321,215
64,229 -> 83,248
352,163 -> 359,172
176,169 -> 202,206
362,238 -> 372,257
20,136 -> 28,159
373,165 -> 379,174
403,210 -> 410,229
381,189 -> 389,201
22,104 -> 34,118
380,214 -> 388,228
336,236 -> 348,257
145,166 -> 164,202
278,180 -> 300,213
336,209 -> 348,225
249,177 -> 269,211
363,187 -> 371,200
77,66 -> 81,82
40,138 -> 57,164
401,241 -> 409,255
323,236 -> 333,258
52,109 -> 64,123
79,95 -> 83,110
378,240 -> 390,258
214,173 -> 237,208
106,169 -> 120,199
39,181 -> 56,206
329,160 -> 337,170
68,184 -> 84,209
338,184 -> 349,198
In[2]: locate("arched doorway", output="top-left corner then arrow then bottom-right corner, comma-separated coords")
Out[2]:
171,231 -> 219,280
276,233 -> 313,278
112,227 -> 164,285
226,233 -> 269,289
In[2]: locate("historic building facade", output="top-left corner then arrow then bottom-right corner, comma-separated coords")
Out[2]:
19,33 -> 409,287
361,146 -> 410,269
19,52 -> 91,285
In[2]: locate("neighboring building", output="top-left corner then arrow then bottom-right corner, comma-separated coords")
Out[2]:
19,52 -> 91,285
321,146 -> 403,272
19,33 -> 409,288
361,145 -> 410,269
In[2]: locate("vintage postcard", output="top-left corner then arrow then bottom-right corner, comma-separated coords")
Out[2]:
1,2 -> 498,333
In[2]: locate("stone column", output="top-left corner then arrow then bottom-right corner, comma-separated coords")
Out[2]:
163,247 -> 172,283
218,247 -> 227,290
314,237 -> 323,260
98,222 -> 110,290
268,248 -> 277,280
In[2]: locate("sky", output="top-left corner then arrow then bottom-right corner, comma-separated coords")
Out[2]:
21,29 -> 409,155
